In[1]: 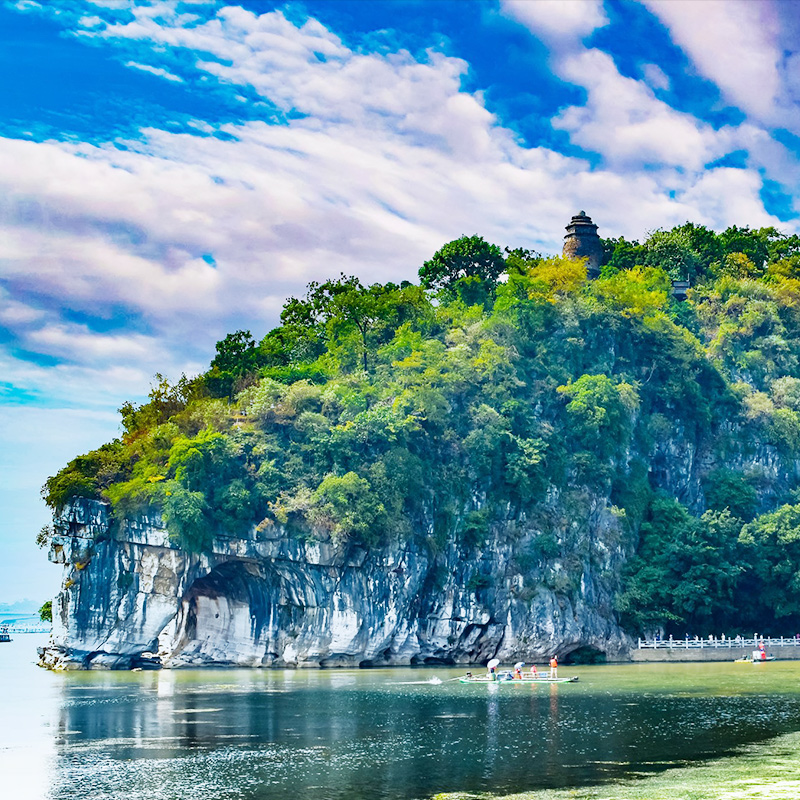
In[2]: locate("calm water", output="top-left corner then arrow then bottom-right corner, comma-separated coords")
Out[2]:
4,636 -> 800,800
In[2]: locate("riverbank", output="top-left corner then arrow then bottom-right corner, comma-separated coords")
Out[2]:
631,647 -> 800,662
431,729 -> 800,799
630,637 -> 800,663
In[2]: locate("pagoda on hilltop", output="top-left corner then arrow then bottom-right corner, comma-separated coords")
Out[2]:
562,211 -> 689,299
562,211 -> 603,278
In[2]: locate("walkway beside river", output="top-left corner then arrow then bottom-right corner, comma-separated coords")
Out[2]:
633,636 -> 800,662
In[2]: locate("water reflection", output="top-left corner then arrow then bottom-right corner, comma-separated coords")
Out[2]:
20,661 -> 800,799
483,684 -> 499,778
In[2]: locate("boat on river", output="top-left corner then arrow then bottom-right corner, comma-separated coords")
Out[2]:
735,648 -> 776,663
461,658 -> 578,684
459,674 -> 578,684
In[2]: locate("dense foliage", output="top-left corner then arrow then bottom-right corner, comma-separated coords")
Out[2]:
44,221 -> 800,634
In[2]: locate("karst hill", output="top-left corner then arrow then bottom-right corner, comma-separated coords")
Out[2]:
38,215 -> 800,669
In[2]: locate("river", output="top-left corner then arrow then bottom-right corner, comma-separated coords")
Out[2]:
3,635 -> 800,799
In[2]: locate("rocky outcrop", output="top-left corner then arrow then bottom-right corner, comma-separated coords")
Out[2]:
40,497 -> 632,670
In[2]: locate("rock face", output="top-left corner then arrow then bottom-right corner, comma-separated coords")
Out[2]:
40,497 -> 632,670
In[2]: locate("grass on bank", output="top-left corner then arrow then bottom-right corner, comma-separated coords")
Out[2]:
431,729 -> 800,799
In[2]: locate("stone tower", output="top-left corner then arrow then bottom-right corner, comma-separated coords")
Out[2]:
563,211 -> 603,278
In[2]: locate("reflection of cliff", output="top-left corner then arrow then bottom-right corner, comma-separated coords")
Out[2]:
40,498 -> 629,669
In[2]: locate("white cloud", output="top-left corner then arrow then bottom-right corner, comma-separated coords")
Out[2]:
27,324 -> 156,363
642,0 -> 798,127
499,1 -> 741,175
554,49 -> 726,170
94,6 -> 500,160
124,60 -> 184,82
679,167 -> 780,228
77,14 -> 103,28
0,288 -> 45,326
642,63 -> 670,92
500,0 -> 608,43
0,340 -> 202,422
499,0 -> 799,220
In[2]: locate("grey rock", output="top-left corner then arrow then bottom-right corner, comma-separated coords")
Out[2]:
39,497 -> 632,670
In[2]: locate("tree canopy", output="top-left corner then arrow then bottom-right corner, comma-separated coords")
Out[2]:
419,234 -> 506,303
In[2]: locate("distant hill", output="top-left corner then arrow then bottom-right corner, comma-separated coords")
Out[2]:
0,599 -> 38,613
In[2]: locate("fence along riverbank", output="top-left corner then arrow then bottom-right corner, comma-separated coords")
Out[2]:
0,622 -> 49,635
633,635 -> 800,662
0,614 -> 49,635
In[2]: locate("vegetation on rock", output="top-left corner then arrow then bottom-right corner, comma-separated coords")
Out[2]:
43,221 -> 800,635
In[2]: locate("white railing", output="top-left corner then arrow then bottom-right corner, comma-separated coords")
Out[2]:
2,625 -> 49,634
638,636 -> 800,649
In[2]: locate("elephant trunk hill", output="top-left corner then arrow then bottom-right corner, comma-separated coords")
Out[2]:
38,224 -> 800,668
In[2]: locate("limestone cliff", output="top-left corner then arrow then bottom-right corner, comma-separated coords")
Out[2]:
40,497 -> 630,670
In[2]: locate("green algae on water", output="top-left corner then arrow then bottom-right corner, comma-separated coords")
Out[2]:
431,729 -> 800,800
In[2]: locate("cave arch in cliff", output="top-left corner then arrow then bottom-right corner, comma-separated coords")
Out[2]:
561,645 -> 607,665
172,559 -> 276,664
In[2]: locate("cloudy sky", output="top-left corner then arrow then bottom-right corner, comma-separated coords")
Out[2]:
2,0 -> 800,603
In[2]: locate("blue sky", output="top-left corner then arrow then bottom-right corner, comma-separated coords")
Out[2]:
2,0 -> 800,603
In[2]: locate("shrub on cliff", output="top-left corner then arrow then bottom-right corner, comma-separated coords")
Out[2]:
42,440 -> 129,511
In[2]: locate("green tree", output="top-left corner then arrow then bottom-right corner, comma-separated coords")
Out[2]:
720,225 -> 772,270
204,330 -> 260,397
740,504 -> 800,623
39,600 -> 52,623
504,246 -> 541,276
211,330 -> 259,375
557,374 -> 639,457
703,468 -> 758,521
162,485 -> 213,553
767,232 -> 800,265
419,235 -> 505,302
672,222 -> 724,275
644,229 -> 700,282
277,276 -> 428,372
310,472 -> 387,545
42,440 -> 129,511
712,252 -> 759,280
600,236 -> 646,273
617,499 -> 743,634
120,373 -> 198,433
591,266 -> 670,318
771,376 -> 800,410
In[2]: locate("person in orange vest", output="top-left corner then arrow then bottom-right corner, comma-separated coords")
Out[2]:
549,655 -> 558,678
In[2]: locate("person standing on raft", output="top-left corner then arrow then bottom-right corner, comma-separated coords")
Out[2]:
549,655 -> 558,678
